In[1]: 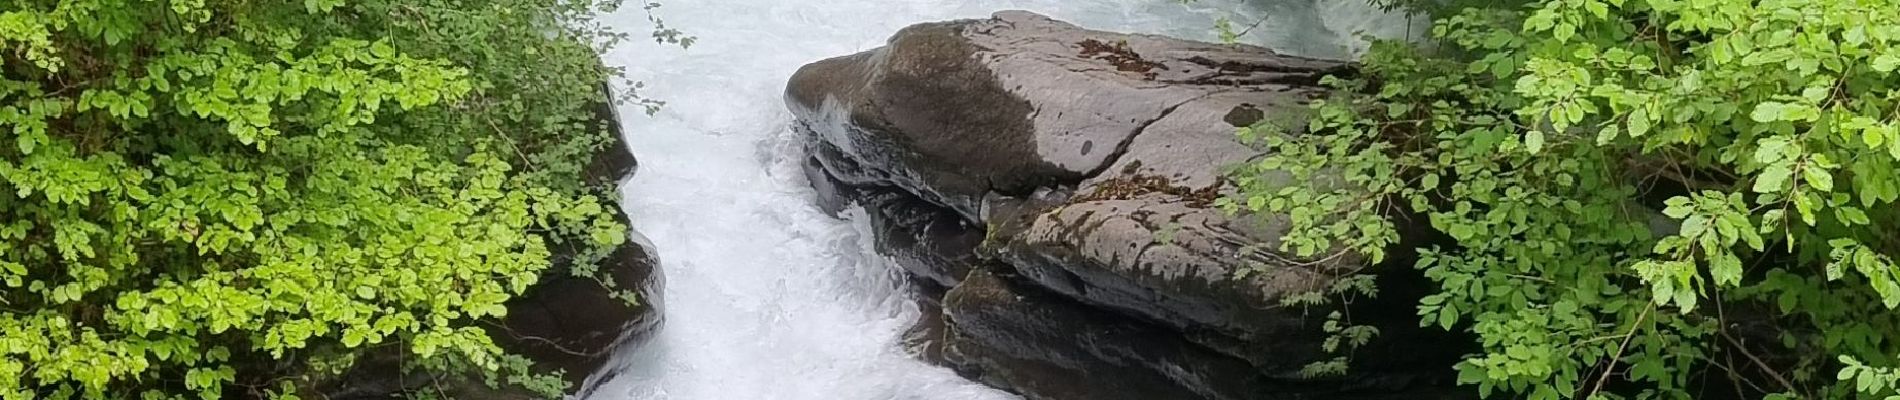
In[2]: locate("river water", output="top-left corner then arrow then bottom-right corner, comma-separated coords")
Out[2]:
585,1 -> 1415,399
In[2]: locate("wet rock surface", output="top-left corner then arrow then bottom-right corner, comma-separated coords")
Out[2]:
789,10 -> 1460,399
497,225 -> 663,388
805,153 -> 981,289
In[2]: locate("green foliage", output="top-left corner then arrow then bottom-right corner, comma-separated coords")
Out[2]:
1229,0 -> 1900,398
0,0 -> 654,398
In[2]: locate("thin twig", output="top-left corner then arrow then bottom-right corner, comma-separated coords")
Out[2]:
1586,305 -> 1653,399
1718,326 -> 1799,395
1697,353 -> 1768,396
478,319 -> 595,357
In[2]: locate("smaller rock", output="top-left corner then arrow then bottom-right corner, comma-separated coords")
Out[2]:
496,228 -> 664,385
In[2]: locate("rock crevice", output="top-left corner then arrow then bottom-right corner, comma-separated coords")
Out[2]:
1080,91 -> 1217,180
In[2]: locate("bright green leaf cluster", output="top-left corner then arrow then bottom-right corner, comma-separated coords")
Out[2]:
0,0 -> 655,398
1231,0 -> 1900,398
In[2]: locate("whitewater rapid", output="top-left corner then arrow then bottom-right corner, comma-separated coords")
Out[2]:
585,1 -> 1417,399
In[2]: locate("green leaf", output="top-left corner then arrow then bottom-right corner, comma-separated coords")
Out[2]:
1449,224 -> 1475,241
1584,1 -> 1608,18
1861,368 -> 1879,393
1755,136 -> 1792,163
1553,22 -> 1576,43
303,0 -> 345,14
1804,166 -> 1834,192
1711,251 -> 1743,287
1875,54 -> 1900,73
1752,102 -> 1787,123
1839,207 -> 1871,225
341,329 -> 365,348
370,40 -> 396,59
1597,123 -> 1622,144
1627,107 -> 1651,138
1755,164 -> 1793,193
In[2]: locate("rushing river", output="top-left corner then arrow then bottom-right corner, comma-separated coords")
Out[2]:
584,1 -> 1415,399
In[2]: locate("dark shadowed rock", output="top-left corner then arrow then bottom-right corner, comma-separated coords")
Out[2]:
790,10 -> 1460,400
788,21 -> 1051,220
496,226 -> 663,386
942,267 -> 1457,400
804,143 -> 983,289
943,267 -> 1274,400
861,192 -> 983,288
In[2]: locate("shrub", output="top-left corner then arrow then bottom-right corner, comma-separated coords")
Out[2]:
1229,0 -> 1900,398
0,0 -> 657,398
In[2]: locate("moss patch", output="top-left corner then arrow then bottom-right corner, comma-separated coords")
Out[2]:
1074,163 -> 1222,208
1078,39 -> 1167,80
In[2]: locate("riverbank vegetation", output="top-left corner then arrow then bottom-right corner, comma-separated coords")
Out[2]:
1230,0 -> 1900,398
0,0 -> 661,398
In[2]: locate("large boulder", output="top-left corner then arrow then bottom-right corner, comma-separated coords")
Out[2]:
787,11 -> 1347,220
789,10 -> 1458,399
